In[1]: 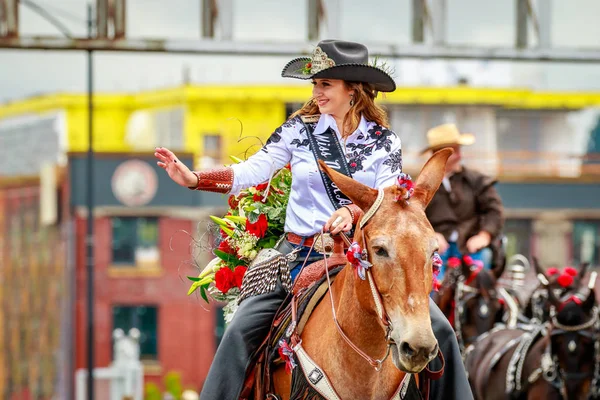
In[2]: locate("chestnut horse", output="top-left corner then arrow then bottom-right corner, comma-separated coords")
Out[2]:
269,149 -> 453,399
464,258 -> 599,400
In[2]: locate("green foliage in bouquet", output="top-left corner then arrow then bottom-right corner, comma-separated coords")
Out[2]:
186,158 -> 292,320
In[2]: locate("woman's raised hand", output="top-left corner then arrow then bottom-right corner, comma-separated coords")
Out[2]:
154,147 -> 198,188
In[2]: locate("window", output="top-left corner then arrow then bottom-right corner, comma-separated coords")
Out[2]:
215,306 -> 225,349
572,221 -> 600,266
200,134 -> 222,168
112,217 -> 159,266
113,305 -> 158,361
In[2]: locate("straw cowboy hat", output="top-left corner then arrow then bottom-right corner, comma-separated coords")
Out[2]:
281,39 -> 396,93
421,123 -> 476,154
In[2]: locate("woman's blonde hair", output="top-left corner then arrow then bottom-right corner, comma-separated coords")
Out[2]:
290,81 -> 389,136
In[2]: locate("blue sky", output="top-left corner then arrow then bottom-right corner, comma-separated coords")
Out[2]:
1,0 -> 600,102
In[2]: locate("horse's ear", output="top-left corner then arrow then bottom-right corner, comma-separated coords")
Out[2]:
317,160 -> 378,211
582,288 -> 597,313
532,257 -> 549,285
577,262 -> 590,285
533,257 -> 561,307
413,148 -> 454,209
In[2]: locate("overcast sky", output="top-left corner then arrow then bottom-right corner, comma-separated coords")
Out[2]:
1,0 -> 600,103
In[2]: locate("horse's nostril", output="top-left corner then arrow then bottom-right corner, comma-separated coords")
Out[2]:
400,341 -> 416,358
429,343 -> 439,358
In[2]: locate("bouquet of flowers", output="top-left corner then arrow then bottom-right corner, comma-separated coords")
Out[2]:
187,157 -> 292,322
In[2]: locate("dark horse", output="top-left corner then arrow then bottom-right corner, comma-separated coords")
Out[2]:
433,256 -> 517,354
523,260 -> 590,323
464,258 -> 599,400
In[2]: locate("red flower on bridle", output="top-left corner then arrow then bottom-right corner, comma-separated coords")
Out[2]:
395,173 -> 415,201
432,252 -> 443,291
346,242 -> 372,280
447,257 -> 461,269
277,339 -> 297,374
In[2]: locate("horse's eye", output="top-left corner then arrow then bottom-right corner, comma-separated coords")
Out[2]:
374,247 -> 389,257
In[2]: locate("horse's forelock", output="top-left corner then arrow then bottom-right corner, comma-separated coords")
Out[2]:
476,269 -> 496,291
555,300 -> 592,326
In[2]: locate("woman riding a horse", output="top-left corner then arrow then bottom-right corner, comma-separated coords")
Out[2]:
155,39 -> 471,400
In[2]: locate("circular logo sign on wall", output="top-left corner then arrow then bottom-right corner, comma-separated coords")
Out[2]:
111,160 -> 158,207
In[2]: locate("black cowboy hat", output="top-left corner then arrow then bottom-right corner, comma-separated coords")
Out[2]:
281,39 -> 396,93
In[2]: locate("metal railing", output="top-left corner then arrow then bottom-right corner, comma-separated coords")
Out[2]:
402,151 -> 600,179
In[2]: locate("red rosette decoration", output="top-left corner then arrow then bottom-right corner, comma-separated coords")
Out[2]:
557,273 -> 574,288
447,257 -> 461,269
277,339 -> 297,374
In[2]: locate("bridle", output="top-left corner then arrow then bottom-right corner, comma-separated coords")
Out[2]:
529,273 -> 600,400
536,305 -> 600,399
312,188 -> 445,375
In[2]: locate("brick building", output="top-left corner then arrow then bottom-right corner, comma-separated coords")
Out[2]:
68,153 -> 227,391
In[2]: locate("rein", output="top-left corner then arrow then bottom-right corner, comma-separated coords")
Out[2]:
321,188 -> 393,371
315,188 -> 445,379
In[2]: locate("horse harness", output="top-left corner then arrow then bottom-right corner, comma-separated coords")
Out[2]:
451,266 -> 519,357
531,306 -> 600,398
474,305 -> 600,399
280,188 -> 444,400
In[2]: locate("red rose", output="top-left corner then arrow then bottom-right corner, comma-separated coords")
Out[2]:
255,183 -> 269,191
246,214 -> 268,238
233,266 -> 247,288
563,267 -> 578,277
214,267 -> 235,293
546,267 -> 560,276
218,239 -> 234,254
253,193 -> 265,202
306,62 -> 312,69
447,257 -> 461,269
228,195 -> 239,209
350,162 -> 357,168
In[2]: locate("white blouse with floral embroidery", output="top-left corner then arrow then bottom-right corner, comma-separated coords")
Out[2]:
230,113 -> 403,237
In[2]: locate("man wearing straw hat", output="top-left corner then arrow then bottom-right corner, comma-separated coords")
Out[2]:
422,123 -> 504,281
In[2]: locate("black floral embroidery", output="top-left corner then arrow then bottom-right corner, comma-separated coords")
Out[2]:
282,117 -> 299,129
291,138 -> 310,148
343,125 -> 397,172
261,118 -> 300,153
261,129 -> 282,153
368,126 -> 393,152
383,149 -> 402,173
347,151 -> 367,174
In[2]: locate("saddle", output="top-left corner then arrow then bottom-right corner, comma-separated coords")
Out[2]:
239,253 -> 347,400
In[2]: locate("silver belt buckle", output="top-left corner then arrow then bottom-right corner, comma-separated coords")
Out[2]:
313,233 -> 334,254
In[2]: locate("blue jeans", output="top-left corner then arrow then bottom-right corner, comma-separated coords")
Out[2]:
437,242 -> 492,282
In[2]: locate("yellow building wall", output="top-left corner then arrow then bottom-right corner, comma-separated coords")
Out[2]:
2,85 -> 600,164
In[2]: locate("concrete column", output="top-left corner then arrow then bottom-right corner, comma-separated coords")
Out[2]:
532,218 -> 573,268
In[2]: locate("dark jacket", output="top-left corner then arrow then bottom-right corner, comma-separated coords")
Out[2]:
425,166 -> 504,256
